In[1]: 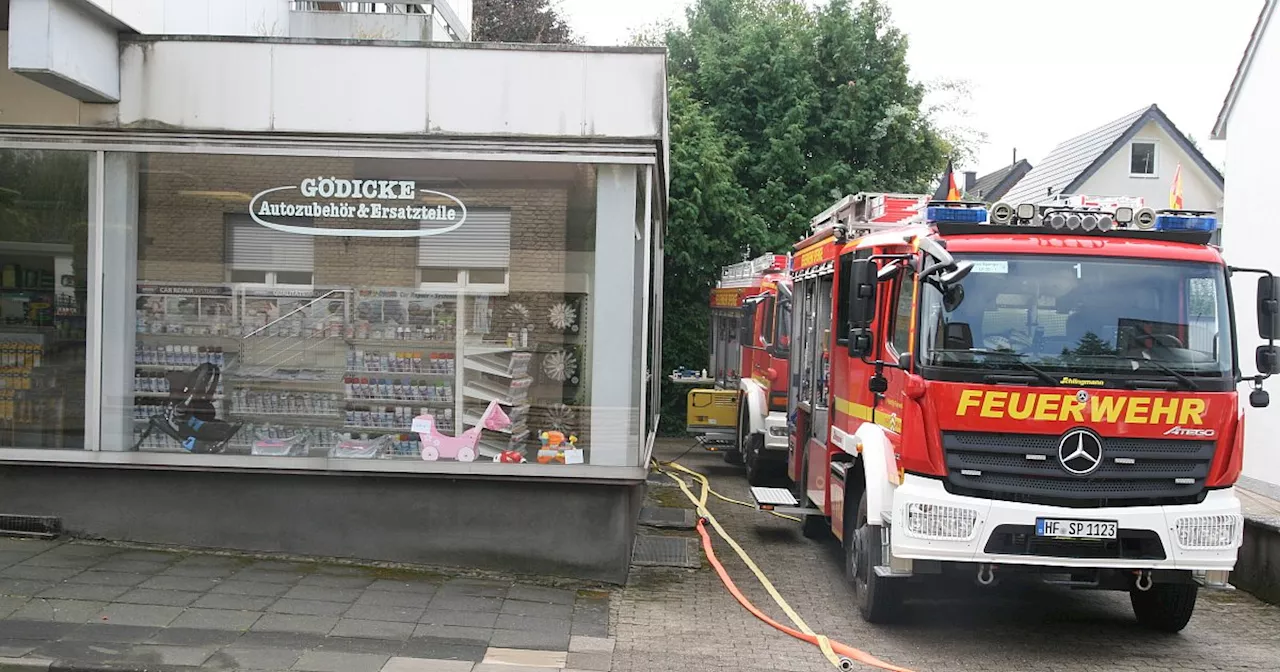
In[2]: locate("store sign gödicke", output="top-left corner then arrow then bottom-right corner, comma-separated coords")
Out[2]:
250,177 -> 468,238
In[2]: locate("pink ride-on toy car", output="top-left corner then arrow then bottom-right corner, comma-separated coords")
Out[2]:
416,400 -> 511,462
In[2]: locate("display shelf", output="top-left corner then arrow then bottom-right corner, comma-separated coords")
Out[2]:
345,397 -> 453,407
342,426 -> 419,435
477,430 -> 531,455
135,364 -> 203,372
228,411 -> 344,426
465,342 -> 520,355
137,333 -> 240,347
346,369 -> 452,377
231,370 -> 344,383
134,391 -> 224,400
462,376 -> 532,407
346,338 -> 454,350
464,351 -> 532,379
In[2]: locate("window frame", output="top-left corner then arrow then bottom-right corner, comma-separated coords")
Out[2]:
1129,139 -> 1159,178
228,269 -> 315,288
759,294 -> 776,348
888,271 -> 915,360
417,267 -> 511,295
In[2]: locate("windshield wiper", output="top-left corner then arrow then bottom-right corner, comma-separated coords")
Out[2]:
933,348 -> 1059,386
1107,354 -> 1199,391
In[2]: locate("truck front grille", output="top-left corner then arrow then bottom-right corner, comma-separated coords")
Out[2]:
943,431 -> 1215,508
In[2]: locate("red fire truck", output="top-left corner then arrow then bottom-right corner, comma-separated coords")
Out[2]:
757,195 -> 1279,632
700,254 -> 792,484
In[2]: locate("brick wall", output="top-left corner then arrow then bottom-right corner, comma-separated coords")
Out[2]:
138,154 -> 577,293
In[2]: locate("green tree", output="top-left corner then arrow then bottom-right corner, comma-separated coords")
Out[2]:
472,0 -> 575,44
652,0 -> 953,431
660,82 -> 769,407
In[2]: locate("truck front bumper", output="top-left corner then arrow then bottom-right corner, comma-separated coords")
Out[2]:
889,474 -> 1243,571
763,412 -> 789,452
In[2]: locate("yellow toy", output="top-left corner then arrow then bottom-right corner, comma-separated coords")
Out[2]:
537,430 -> 578,464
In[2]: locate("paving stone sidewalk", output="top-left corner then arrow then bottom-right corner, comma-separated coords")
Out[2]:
0,538 -> 614,672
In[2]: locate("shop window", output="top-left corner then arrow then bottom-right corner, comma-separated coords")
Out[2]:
111,154 -> 645,470
0,148 -> 92,450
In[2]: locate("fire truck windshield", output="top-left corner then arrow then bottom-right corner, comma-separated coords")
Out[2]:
917,254 -> 1234,388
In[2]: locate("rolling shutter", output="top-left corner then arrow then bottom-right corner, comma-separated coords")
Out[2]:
418,208 -> 511,269
226,215 -> 314,272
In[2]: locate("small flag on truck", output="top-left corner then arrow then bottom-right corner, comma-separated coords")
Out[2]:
933,159 -> 961,202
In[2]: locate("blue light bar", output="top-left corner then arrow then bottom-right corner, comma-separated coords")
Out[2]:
1154,214 -> 1217,232
926,206 -> 988,224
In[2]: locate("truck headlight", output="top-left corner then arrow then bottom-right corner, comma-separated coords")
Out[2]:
1175,514 -> 1242,550
904,502 -> 978,540
768,425 -> 788,437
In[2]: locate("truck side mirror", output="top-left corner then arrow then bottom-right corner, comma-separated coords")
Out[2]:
739,302 -> 755,345
1257,345 -> 1280,376
846,259 -> 878,358
1258,276 -> 1280,340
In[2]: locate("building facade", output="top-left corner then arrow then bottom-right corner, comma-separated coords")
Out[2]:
0,1 -> 667,583
1001,105 -> 1224,229
1212,0 -> 1280,496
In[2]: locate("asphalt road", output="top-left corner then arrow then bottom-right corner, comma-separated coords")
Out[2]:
612,439 -> 1280,672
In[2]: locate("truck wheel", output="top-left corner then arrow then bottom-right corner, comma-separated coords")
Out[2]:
1131,583 -> 1198,633
744,433 -> 770,485
846,491 -> 902,623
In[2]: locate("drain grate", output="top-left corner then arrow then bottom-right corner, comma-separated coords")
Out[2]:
639,506 -> 696,530
0,514 -> 62,539
632,534 -> 699,568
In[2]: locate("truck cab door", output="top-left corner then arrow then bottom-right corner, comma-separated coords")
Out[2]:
875,250 -> 915,444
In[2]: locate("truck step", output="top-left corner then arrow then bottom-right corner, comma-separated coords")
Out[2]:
749,487 -> 820,517
750,487 -> 799,508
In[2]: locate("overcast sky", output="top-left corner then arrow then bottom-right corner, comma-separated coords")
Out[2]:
557,0 -> 1261,178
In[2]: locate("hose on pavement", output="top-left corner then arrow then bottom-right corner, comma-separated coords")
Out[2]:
651,459 -> 916,672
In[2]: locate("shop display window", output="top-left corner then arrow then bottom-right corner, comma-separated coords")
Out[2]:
0,149 -> 91,450
100,153 -> 650,469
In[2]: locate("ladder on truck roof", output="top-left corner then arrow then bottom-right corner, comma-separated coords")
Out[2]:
810,193 -> 926,239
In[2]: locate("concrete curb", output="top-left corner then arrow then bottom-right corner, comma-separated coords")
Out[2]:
0,660 -> 198,672
1233,515 -> 1280,605
0,658 -> 51,672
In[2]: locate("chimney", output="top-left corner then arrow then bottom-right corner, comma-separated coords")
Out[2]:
964,171 -> 977,193
1013,148 -> 1018,165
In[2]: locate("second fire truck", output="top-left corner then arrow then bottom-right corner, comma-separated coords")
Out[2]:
701,254 -> 792,484
754,194 -> 1278,632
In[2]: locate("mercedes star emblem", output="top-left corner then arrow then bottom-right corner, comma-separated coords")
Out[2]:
1058,429 -> 1104,475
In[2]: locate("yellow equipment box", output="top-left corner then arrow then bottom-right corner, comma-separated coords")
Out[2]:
686,388 -> 739,433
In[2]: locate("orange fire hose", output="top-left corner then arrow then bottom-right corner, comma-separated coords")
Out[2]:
695,511 -> 916,672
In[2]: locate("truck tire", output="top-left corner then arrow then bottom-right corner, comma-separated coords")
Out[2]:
744,433 -> 769,485
846,491 -> 902,623
1131,583 -> 1198,633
